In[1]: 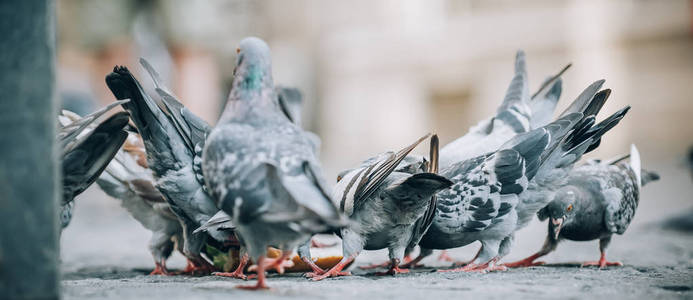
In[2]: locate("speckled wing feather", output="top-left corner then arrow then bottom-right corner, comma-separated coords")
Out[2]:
437,131 -> 549,233
435,111 -> 585,235
603,154 -> 641,234
194,210 -> 235,234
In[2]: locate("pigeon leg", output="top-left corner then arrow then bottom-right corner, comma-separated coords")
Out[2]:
470,257 -> 507,273
149,259 -> 170,275
581,237 -> 621,269
307,255 -> 355,281
400,247 -> 433,269
302,256 -> 326,275
213,253 -> 249,279
375,258 -> 410,276
450,246 -> 482,267
503,252 -> 547,268
237,256 -> 269,290
297,238 -> 326,275
437,263 -> 481,273
400,255 -> 424,269
580,252 -> 623,269
504,235 -> 557,268
438,257 -> 507,273
248,250 -> 294,274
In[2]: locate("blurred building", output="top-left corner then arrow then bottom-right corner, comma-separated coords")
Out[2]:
57,0 -> 693,222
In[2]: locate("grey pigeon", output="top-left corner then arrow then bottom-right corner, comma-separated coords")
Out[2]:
194,84 -> 323,280
202,37 -> 347,289
58,101 -> 130,229
95,131 -> 184,275
505,145 -> 659,268
415,87 -> 630,272
105,60 -> 229,275
309,134 -> 452,280
403,52 -> 570,266
509,83 -> 612,247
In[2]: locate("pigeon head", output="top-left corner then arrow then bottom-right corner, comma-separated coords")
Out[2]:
233,37 -> 273,91
538,188 -> 578,239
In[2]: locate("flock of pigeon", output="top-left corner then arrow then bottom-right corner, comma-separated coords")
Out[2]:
58,37 -> 660,290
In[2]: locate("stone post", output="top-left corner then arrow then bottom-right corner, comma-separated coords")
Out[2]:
0,0 -> 59,299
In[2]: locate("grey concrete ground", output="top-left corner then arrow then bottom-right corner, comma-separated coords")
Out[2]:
60,163 -> 693,299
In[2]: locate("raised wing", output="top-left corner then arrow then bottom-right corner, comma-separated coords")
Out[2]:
139,58 -> 211,190
62,112 -> 129,204
59,99 -> 129,153
408,135 -> 445,248
337,134 -> 430,217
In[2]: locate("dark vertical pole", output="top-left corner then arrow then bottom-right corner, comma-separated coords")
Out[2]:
0,0 -> 59,299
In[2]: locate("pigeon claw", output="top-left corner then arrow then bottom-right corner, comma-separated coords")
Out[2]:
248,253 -> 294,274
503,254 -> 547,268
581,252 -> 623,269
400,255 -> 426,269
581,259 -> 623,269
307,270 -> 351,280
149,261 -> 170,276
309,256 -> 355,281
374,258 -> 410,276
213,270 -> 248,280
302,257 -> 326,275
438,257 -> 506,273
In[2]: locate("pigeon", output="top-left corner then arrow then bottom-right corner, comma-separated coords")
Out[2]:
502,83 -> 613,262
505,145 -> 659,268
309,134 -> 452,281
58,101 -> 130,229
415,86 -> 630,273
95,131 -> 184,275
403,52 -> 570,266
202,37 -> 347,289
105,59 -> 230,275
194,84 -> 323,280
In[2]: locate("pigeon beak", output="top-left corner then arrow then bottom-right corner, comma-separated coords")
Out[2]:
551,217 -> 565,239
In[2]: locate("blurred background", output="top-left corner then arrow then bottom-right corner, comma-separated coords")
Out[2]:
58,0 -> 693,270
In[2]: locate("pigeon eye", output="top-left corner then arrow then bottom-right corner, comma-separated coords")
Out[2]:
337,175 -> 343,182
566,204 -> 573,212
